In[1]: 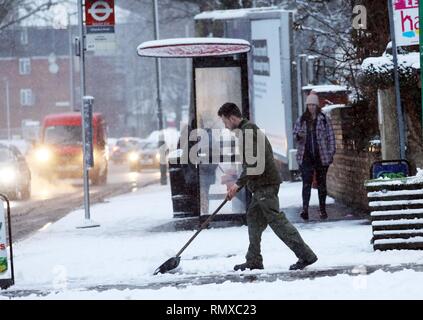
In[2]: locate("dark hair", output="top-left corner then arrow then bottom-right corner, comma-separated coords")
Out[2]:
218,102 -> 242,118
300,109 -> 326,126
300,109 -> 313,124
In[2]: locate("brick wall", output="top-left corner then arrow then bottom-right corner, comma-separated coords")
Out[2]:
326,108 -> 380,211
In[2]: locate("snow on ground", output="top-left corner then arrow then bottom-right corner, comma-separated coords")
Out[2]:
17,269 -> 423,300
2,182 -> 423,299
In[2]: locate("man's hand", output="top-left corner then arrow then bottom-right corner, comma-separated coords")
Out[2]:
226,184 -> 240,201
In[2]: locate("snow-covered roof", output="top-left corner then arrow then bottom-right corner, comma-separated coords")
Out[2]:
194,6 -> 285,20
322,104 -> 350,113
302,84 -> 349,93
137,38 -> 251,58
361,52 -> 420,73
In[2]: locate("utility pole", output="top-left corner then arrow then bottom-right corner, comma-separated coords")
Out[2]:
387,0 -> 406,160
153,0 -> 167,185
68,13 -> 75,110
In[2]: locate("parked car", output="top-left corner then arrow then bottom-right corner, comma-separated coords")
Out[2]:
110,137 -> 146,164
128,141 -> 164,172
29,113 -> 108,185
0,144 -> 31,200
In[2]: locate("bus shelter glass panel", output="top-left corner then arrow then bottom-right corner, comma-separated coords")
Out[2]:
195,67 -> 246,216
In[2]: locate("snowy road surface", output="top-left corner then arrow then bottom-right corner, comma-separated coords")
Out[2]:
7,163 -> 160,241
1,181 -> 423,299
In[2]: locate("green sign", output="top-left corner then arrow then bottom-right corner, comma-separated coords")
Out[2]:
0,210 -> 7,274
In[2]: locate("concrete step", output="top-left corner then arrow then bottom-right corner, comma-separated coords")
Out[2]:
374,237 -> 423,251
373,230 -> 423,241
372,219 -> 423,231
371,209 -> 423,221
369,200 -> 423,212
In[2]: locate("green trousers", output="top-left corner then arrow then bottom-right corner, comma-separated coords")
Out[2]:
245,185 -> 317,265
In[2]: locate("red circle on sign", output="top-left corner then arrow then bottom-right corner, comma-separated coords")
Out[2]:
85,0 -> 115,26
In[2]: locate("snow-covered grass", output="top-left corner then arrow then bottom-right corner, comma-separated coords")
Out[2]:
2,182 -> 423,299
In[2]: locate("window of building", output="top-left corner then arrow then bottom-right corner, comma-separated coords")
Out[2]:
19,58 -> 31,75
20,29 -> 28,45
20,89 -> 33,106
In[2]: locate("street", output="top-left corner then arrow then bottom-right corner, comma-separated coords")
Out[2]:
7,163 -> 160,242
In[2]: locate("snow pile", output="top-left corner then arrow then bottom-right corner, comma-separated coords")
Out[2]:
360,52 -> 419,89
361,52 -> 420,73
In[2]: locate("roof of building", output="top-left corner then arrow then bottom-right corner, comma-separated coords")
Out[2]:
0,27 -> 69,58
194,6 -> 290,21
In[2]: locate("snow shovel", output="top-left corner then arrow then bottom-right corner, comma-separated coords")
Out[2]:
153,193 -> 235,275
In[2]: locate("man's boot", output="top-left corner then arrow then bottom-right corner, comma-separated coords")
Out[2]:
233,262 -> 264,271
289,255 -> 318,271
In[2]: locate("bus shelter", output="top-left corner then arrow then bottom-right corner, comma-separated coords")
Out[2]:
137,38 -> 251,220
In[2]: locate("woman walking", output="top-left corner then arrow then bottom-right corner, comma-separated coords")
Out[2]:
293,92 -> 336,220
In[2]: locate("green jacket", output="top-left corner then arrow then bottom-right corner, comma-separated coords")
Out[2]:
236,119 -> 282,192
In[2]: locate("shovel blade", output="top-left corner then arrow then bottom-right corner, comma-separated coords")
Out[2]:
153,256 -> 181,275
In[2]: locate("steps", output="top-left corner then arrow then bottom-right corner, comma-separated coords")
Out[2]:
366,179 -> 423,251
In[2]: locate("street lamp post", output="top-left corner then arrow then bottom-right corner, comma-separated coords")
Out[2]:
68,12 -> 76,111
153,0 -> 167,185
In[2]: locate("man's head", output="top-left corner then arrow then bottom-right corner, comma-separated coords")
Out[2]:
218,102 -> 242,130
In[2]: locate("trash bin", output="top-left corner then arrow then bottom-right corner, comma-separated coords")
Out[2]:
168,150 -> 200,218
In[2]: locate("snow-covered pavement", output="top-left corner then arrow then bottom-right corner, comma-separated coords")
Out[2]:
2,182 -> 423,299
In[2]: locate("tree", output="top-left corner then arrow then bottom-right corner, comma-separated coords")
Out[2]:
0,0 -> 64,32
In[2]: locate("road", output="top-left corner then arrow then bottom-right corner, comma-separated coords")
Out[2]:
6,163 -> 161,242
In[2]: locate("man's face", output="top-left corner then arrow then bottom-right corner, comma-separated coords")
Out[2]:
220,115 -> 236,131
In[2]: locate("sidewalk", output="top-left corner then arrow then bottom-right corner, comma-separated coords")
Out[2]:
1,182 -> 423,299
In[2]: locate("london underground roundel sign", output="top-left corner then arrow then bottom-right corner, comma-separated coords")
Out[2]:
86,0 -> 115,26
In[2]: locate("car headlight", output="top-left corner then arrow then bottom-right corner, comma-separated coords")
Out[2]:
0,167 -> 17,183
128,152 -> 140,162
35,147 -> 51,163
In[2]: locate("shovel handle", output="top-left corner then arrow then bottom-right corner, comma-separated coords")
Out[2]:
175,197 -> 229,258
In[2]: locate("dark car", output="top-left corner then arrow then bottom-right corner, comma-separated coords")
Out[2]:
0,144 -> 31,200
110,137 -> 146,164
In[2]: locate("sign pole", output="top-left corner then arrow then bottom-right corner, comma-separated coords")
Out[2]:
153,0 -> 167,185
388,0 -> 406,159
77,0 -> 99,229
420,0 -> 423,140
0,194 -> 14,290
